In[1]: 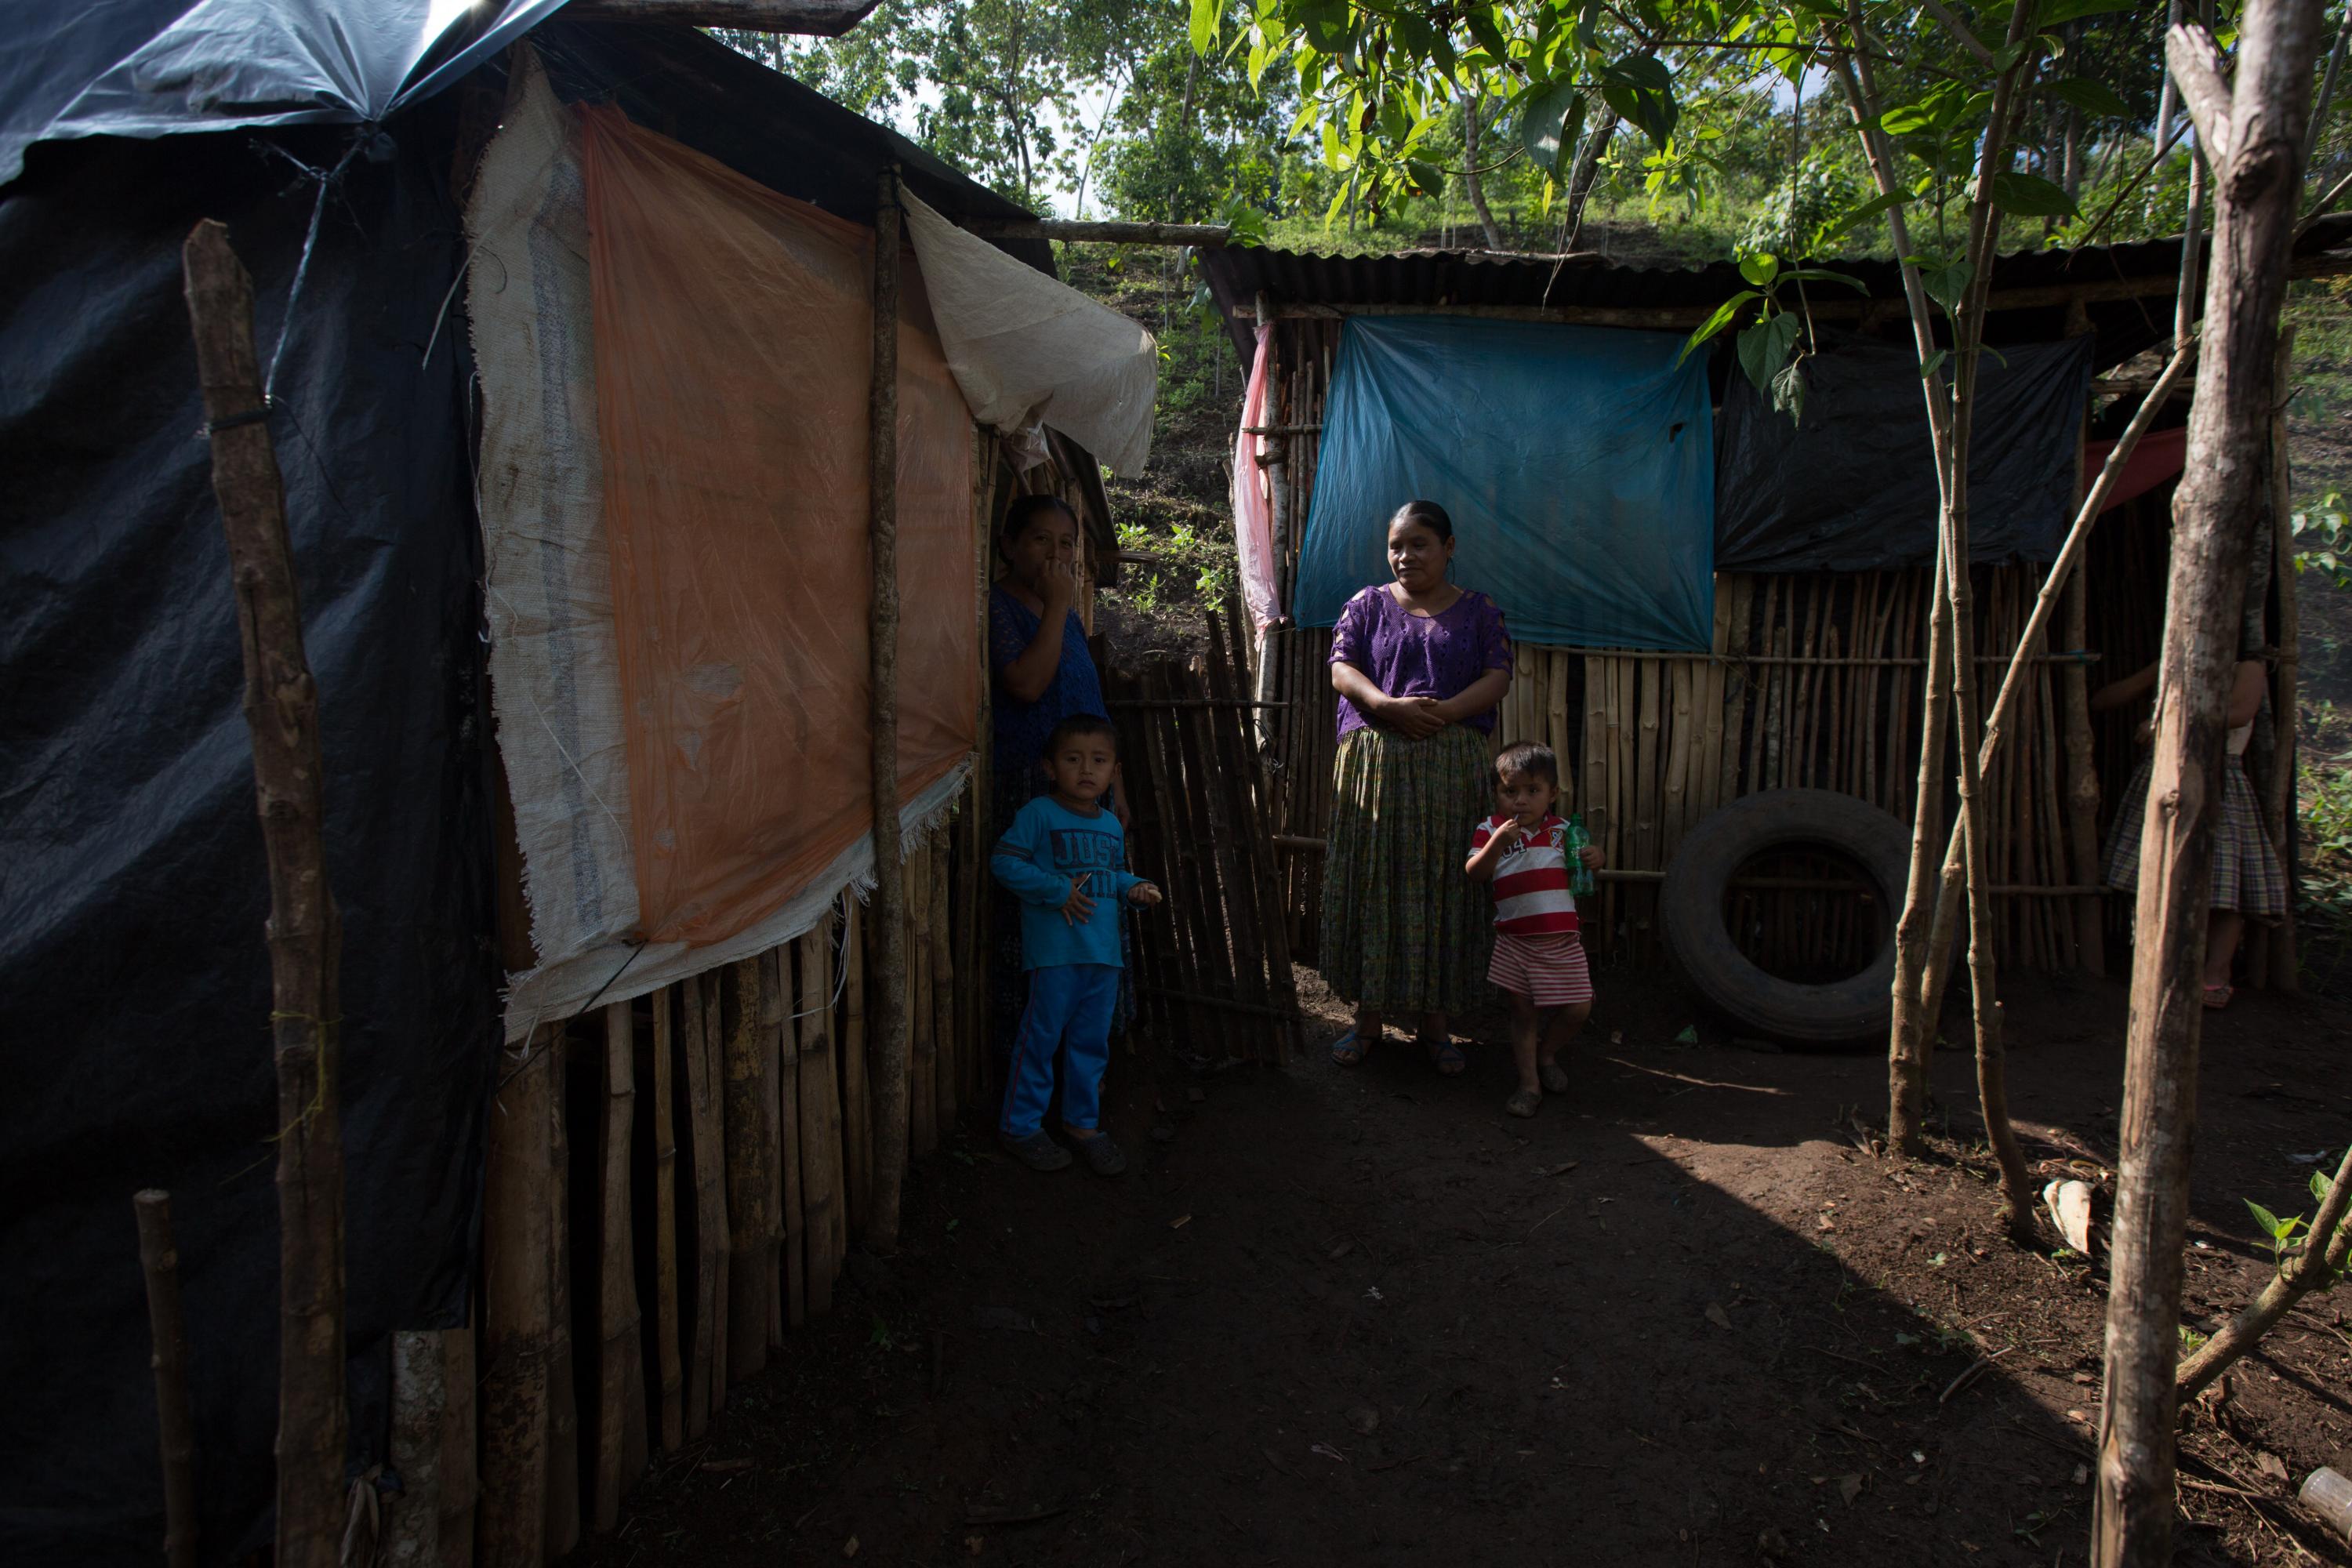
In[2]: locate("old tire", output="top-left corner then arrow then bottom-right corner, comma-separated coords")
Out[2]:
1661,789 -> 1911,1045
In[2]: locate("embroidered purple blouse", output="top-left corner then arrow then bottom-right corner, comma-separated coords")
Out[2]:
1328,585 -> 1512,741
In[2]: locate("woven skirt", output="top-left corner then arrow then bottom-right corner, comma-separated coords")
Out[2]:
2102,752 -> 2288,921
1319,724 -> 1495,1016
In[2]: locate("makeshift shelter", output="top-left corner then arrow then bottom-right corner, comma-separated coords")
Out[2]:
1202,227 -> 2352,985
2,7 -> 1152,1565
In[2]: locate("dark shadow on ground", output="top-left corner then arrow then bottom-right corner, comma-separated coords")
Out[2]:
571,969 -> 2352,1568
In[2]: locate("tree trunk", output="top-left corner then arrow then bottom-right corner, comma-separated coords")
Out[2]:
133,1192 -> 198,1568
1562,111 -> 1621,252
180,218 -> 347,1568
2094,11 -> 2322,1563
1943,10 -> 2044,1243
866,168 -> 913,1253
1461,92 -> 1505,250
1828,40 -> 1959,1156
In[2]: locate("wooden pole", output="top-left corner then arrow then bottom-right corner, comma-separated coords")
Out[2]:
720,956 -> 774,1370
867,165 -> 913,1254
180,218 -> 346,1568
766,947 -> 805,1331
387,1330 -> 445,1568
477,1033 -> 554,1568
543,1040 -> 579,1562
2096,10 -> 2321,1562
908,832 -> 938,1158
647,989 -> 682,1452
797,920 -> 844,1316
838,904 -> 872,1237
677,975 -> 723,1436
133,1192 -> 198,1568
695,973 -> 730,1414
930,833 -> 959,1132
592,1002 -> 648,1531
437,1314 -> 477,1568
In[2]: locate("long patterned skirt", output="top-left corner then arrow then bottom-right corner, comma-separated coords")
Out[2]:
1319,724 -> 1495,1016
2102,751 -> 2288,921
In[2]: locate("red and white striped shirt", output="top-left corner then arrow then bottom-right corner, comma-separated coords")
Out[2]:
1471,813 -> 1580,936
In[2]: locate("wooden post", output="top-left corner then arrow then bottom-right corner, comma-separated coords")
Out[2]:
766,947 -> 805,1331
543,1040 -> 579,1562
838,904 -> 873,1237
646,989 -> 683,1452
387,1330 -> 445,1568
2063,568 -> 2108,975
133,1192 -> 198,1568
677,977 -> 720,1436
909,833 -> 938,1158
696,971 -> 730,1412
722,957 -> 773,1377
435,1323 -> 475,1568
180,218 -> 346,1568
2096,10 -> 2321,1563
798,921 -> 844,1316
866,165 -> 913,1253
477,1033 -> 554,1568
931,833 -> 959,1133
592,1002 -> 648,1530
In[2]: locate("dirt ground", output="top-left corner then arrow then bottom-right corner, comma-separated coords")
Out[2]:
574,967 -> 2352,1568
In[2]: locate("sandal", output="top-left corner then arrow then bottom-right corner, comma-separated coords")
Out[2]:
1504,1087 -> 1542,1119
1330,1028 -> 1370,1067
1069,1131 -> 1127,1176
1538,1060 -> 1572,1094
1425,1038 -> 1466,1076
2202,983 -> 2234,1011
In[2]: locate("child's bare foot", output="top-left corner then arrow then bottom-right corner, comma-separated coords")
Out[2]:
1504,1087 -> 1542,1118
1538,1059 -> 1571,1094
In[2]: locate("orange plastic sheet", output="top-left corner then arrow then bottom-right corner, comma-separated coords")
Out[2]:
580,103 -> 975,946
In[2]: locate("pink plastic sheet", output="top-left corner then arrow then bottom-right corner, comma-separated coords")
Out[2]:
1232,325 -> 1279,637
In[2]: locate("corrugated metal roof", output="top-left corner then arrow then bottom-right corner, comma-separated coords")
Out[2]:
1202,213 -> 2352,367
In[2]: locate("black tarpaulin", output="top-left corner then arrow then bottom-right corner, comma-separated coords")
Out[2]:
1714,334 -> 2096,573
0,117 -> 496,1566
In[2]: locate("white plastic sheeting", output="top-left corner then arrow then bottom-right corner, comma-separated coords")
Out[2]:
901,188 -> 1157,477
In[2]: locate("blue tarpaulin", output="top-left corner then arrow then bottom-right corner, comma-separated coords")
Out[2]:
1294,315 -> 1715,652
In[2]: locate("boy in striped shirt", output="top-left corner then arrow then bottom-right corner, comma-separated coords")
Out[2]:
1465,742 -> 1606,1119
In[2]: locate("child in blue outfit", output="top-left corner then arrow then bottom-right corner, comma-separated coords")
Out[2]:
992,713 -> 1163,1174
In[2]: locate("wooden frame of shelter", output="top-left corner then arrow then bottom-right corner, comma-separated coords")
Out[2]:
1201,227 -> 2352,987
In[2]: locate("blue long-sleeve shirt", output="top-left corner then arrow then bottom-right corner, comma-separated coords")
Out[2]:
991,795 -> 1142,971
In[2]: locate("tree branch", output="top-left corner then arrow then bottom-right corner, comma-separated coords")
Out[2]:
1918,0 -> 1998,68
2166,23 -> 2238,169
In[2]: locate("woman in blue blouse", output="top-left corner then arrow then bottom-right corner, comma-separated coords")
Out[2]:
988,493 -> 1127,1062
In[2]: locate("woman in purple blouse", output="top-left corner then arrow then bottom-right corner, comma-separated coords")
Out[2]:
1324,499 -> 1512,1074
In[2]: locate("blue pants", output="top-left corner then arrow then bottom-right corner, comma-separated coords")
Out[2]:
1001,964 -> 1120,1138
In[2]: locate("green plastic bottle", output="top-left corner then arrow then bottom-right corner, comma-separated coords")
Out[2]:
1565,813 -> 1596,898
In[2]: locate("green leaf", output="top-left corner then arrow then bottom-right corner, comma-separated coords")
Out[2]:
2246,1199 -> 2285,1240
1606,53 -> 1673,93
1879,103 -> 1936,136
1517,77 -> 1587,179
2314,1170 -> 2336,1205
1819,191 -> 1907,244
1781,267 -> 1870,292
1737,310 -> 1802,395
1739,252 -> 1780,288
1922,259 -> 1973,315
1771,354 -> 1808,423
1407,158 -> 1445,196
1991,170 -> 2078,218
2045,75 -> 2134,118
1920,347 -> 1950,380
2040,0 -> 2140,20
1465,6 -> 1511,62
1673,289 -> 1760,368
1190,0 -> 1218,56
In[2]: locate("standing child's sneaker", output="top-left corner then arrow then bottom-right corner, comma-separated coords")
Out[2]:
1071,1131 -> 1127,1176
1504,1087 -> 1543,1119
1538,1060 -> 1572,1094
1000,1130 -> 1073,1171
